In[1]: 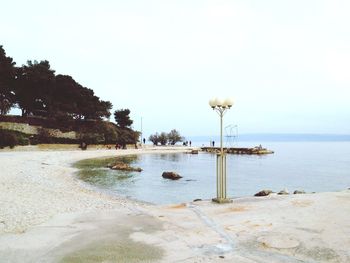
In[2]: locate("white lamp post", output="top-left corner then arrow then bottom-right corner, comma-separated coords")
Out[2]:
209,97 -> 233,203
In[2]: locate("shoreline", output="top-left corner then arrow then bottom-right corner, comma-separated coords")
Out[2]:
0,146 -> 193,234
1,147 -> 350,262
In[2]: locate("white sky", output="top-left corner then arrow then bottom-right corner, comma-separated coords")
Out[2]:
1,0 -> 350,137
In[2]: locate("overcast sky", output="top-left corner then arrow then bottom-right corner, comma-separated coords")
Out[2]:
1,0 -> 349,138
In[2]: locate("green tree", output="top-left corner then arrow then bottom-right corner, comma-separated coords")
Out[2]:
0,46 -> 113,120
0,45 -> 16,115
100,122 -> 118,144
15,60 -> 55,116
114,109 -> 133,128
50,75 -> 112,121
76,87 -> 100,120
168,129 -> 182,145
0,98 -> 12,115
116,128 -> 139,148
0,130 -> 18,148
149,133 -> 160,145
51,74 -> 80,119
96,100 -> 112,120
159,132 -> 168,145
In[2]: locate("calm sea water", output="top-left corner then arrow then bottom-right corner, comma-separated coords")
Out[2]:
77,141 -> 350,204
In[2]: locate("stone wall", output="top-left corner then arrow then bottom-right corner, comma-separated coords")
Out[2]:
0,122 -> 38,135
0,122 -> 77,139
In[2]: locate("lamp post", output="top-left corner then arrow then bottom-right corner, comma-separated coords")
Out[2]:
209,97 -> 233,203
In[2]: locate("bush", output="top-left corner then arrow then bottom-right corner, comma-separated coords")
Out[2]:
116,128 -> 139,148
168,129 -> 183,145
159,132 -> 168,145
0,130 -> 20,148
17,134 -> 30,145
0,117 -> 139,146
149,133 -> 160,145
99,122 -> 118,144
149,129 -> 183,145
78,133 -> 104,145
29,135 -> 78,145
36,128 -> 53,143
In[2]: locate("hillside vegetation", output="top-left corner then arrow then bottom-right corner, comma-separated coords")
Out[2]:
0,45 -> 138,148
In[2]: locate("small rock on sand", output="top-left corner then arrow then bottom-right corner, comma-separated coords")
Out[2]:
278,189 -> 289,195
254,190 -> 273,196
294,190 -> 306,194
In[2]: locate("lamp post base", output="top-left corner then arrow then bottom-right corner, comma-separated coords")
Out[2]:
212,197 -> 233,204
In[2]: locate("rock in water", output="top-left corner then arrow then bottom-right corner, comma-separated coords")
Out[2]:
191,150 -> 199,154
254,189 -> 273,196
110,162 -> 142,172
162,172 -> 182,180
293,190 -> 306,194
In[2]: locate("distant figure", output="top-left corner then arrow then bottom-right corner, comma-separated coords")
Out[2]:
189,141 -> 192,147
143,138 -> 146,144
212,141 -> 215,147
80,141 -> 87,150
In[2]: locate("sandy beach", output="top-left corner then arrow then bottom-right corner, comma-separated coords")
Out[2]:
0,147 -> 349,262
0,146 -> 190,234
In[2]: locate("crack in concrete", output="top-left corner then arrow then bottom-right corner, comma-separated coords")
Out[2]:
187,203 -> 235,254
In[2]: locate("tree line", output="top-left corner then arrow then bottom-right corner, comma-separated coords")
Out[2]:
149,129 -> 184,145
0,45 -> 139,148
0,45 -> 111,120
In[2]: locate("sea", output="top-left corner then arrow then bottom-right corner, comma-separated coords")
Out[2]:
77,134 -> 350,204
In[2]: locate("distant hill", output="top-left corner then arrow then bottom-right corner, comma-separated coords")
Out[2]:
191,133 -> 350,143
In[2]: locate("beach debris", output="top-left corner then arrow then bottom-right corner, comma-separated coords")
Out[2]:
190,150 -> 199,154
254,189 -> 273,196
278,188 -> 289,195
193,199 -> 202,202
162,171 -> 182,180
294,190 -> 306,194
108,162 -> 142,172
